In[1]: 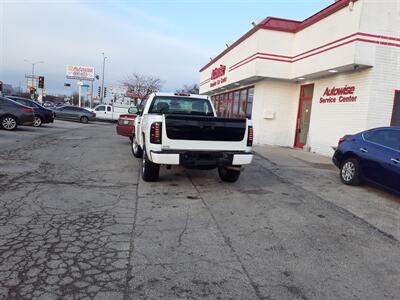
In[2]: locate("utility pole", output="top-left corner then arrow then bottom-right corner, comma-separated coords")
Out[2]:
90,80 -> 94,108
100,52 -> 107,103
77,81 -> 83,107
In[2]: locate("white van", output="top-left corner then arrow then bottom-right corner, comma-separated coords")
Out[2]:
90,104 -> 130,121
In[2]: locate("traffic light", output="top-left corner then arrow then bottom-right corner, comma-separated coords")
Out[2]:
98,87 -> 101,97
104,87 -> 107,98
0,81 -> 3,92
38,76 -> 44,88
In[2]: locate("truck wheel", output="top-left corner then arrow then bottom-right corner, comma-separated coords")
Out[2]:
131,136 -> 142,158
141,146 -> 160,182
218,167 -> 240,182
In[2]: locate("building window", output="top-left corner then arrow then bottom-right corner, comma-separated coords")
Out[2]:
239,89 -> 247,117
211,86 -> 254,118
246,88 -> 254,119
233,91 -> 240,117
391,91 -> 400,126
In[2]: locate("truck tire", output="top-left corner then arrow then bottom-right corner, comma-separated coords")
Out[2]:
141,146 -> 160,182
131,136 -> 142,158
218,167 -> 240,182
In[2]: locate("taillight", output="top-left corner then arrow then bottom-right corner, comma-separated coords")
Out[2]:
247,126 -> 253,147
338,135 -> 351,146
150,122 -> 162,144
21,107 -> 33,113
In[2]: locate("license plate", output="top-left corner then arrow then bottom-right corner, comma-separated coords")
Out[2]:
123,120 -> 129,125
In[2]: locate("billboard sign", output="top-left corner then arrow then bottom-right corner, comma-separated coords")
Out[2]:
66,65 -> 95,81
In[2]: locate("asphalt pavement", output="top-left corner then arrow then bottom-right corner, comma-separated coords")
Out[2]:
0,121 -> 399,300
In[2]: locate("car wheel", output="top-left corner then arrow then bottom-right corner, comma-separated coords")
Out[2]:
218,167 -> 241,182
141,146 -> 160,182
80,116 -> 89,124
131,135 -> 142,158
1,115 -> 18,131
340,158 -> 361,186
33,115 -> 43,127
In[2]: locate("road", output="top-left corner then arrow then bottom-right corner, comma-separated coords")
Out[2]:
0,121 -> 399,300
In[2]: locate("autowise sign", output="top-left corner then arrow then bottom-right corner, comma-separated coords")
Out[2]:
210,65 -> 227,88
66,65 -> 95,81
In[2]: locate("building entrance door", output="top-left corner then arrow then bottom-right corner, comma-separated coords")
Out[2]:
295,84 -> 314,148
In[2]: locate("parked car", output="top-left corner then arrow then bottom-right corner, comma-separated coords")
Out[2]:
116,108 -> 138,141
132,92 -> 254,182
89,104 -> 132,121
6,96 -> 55,127
42,101 -> 56,108
333,127 -> 400,195
0,96 -> 34,130
52,106 -> 96,123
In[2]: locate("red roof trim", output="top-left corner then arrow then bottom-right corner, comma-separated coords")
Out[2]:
200,0 -> 358,72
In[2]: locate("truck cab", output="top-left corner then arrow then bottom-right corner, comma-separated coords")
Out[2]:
91,104 -> 130,121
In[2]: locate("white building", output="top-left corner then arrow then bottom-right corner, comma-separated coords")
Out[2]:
199,0 -> 400,156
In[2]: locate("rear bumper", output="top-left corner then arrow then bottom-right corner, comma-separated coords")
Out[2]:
116,124 -> 134,137
332,150 -> 343,169
150,150 -> 254,167
43,115 -> 55,123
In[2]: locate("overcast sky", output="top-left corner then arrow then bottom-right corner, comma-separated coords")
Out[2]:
0,0 -> 332,95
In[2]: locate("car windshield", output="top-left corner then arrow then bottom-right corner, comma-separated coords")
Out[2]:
148,96 -> 214,116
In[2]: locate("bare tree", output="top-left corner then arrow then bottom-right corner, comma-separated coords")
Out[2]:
176,83 -> 199,94
122,73 -> 163,100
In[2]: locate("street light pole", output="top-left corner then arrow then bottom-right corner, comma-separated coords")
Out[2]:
100,52 -> 107,103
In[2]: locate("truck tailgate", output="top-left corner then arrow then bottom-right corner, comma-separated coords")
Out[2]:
162,115 -> 249,151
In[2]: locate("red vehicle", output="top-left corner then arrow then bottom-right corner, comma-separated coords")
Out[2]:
116,114 -> 137,141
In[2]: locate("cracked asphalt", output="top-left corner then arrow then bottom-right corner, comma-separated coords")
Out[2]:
1,121 -> 400,300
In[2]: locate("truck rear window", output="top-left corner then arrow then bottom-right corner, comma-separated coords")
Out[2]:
148,96 -> 214,116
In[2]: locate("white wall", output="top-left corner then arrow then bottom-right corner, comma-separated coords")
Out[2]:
252,81 -> 298,147
307,69 -> 373,156
359,0 -> 400,129
251,69 -> 375,156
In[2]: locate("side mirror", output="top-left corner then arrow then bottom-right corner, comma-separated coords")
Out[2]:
128,107 -> 138,114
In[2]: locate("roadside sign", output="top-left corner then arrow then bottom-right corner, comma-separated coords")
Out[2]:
66,65 -> 95,81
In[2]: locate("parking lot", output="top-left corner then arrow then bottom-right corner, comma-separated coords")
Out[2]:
1,121 -> 399,300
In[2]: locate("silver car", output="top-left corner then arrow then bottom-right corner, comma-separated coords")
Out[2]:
53,106 -> 96,124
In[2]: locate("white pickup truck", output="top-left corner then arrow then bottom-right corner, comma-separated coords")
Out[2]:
132,92 -> 254,182
90,104 -> 130,121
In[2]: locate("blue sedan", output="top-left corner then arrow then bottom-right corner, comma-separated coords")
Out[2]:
333,127 -> 400,195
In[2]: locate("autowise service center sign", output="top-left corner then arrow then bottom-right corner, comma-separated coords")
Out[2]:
66,65 -> 95,81
320,85 -> 357,103
210,65 -> 227,88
